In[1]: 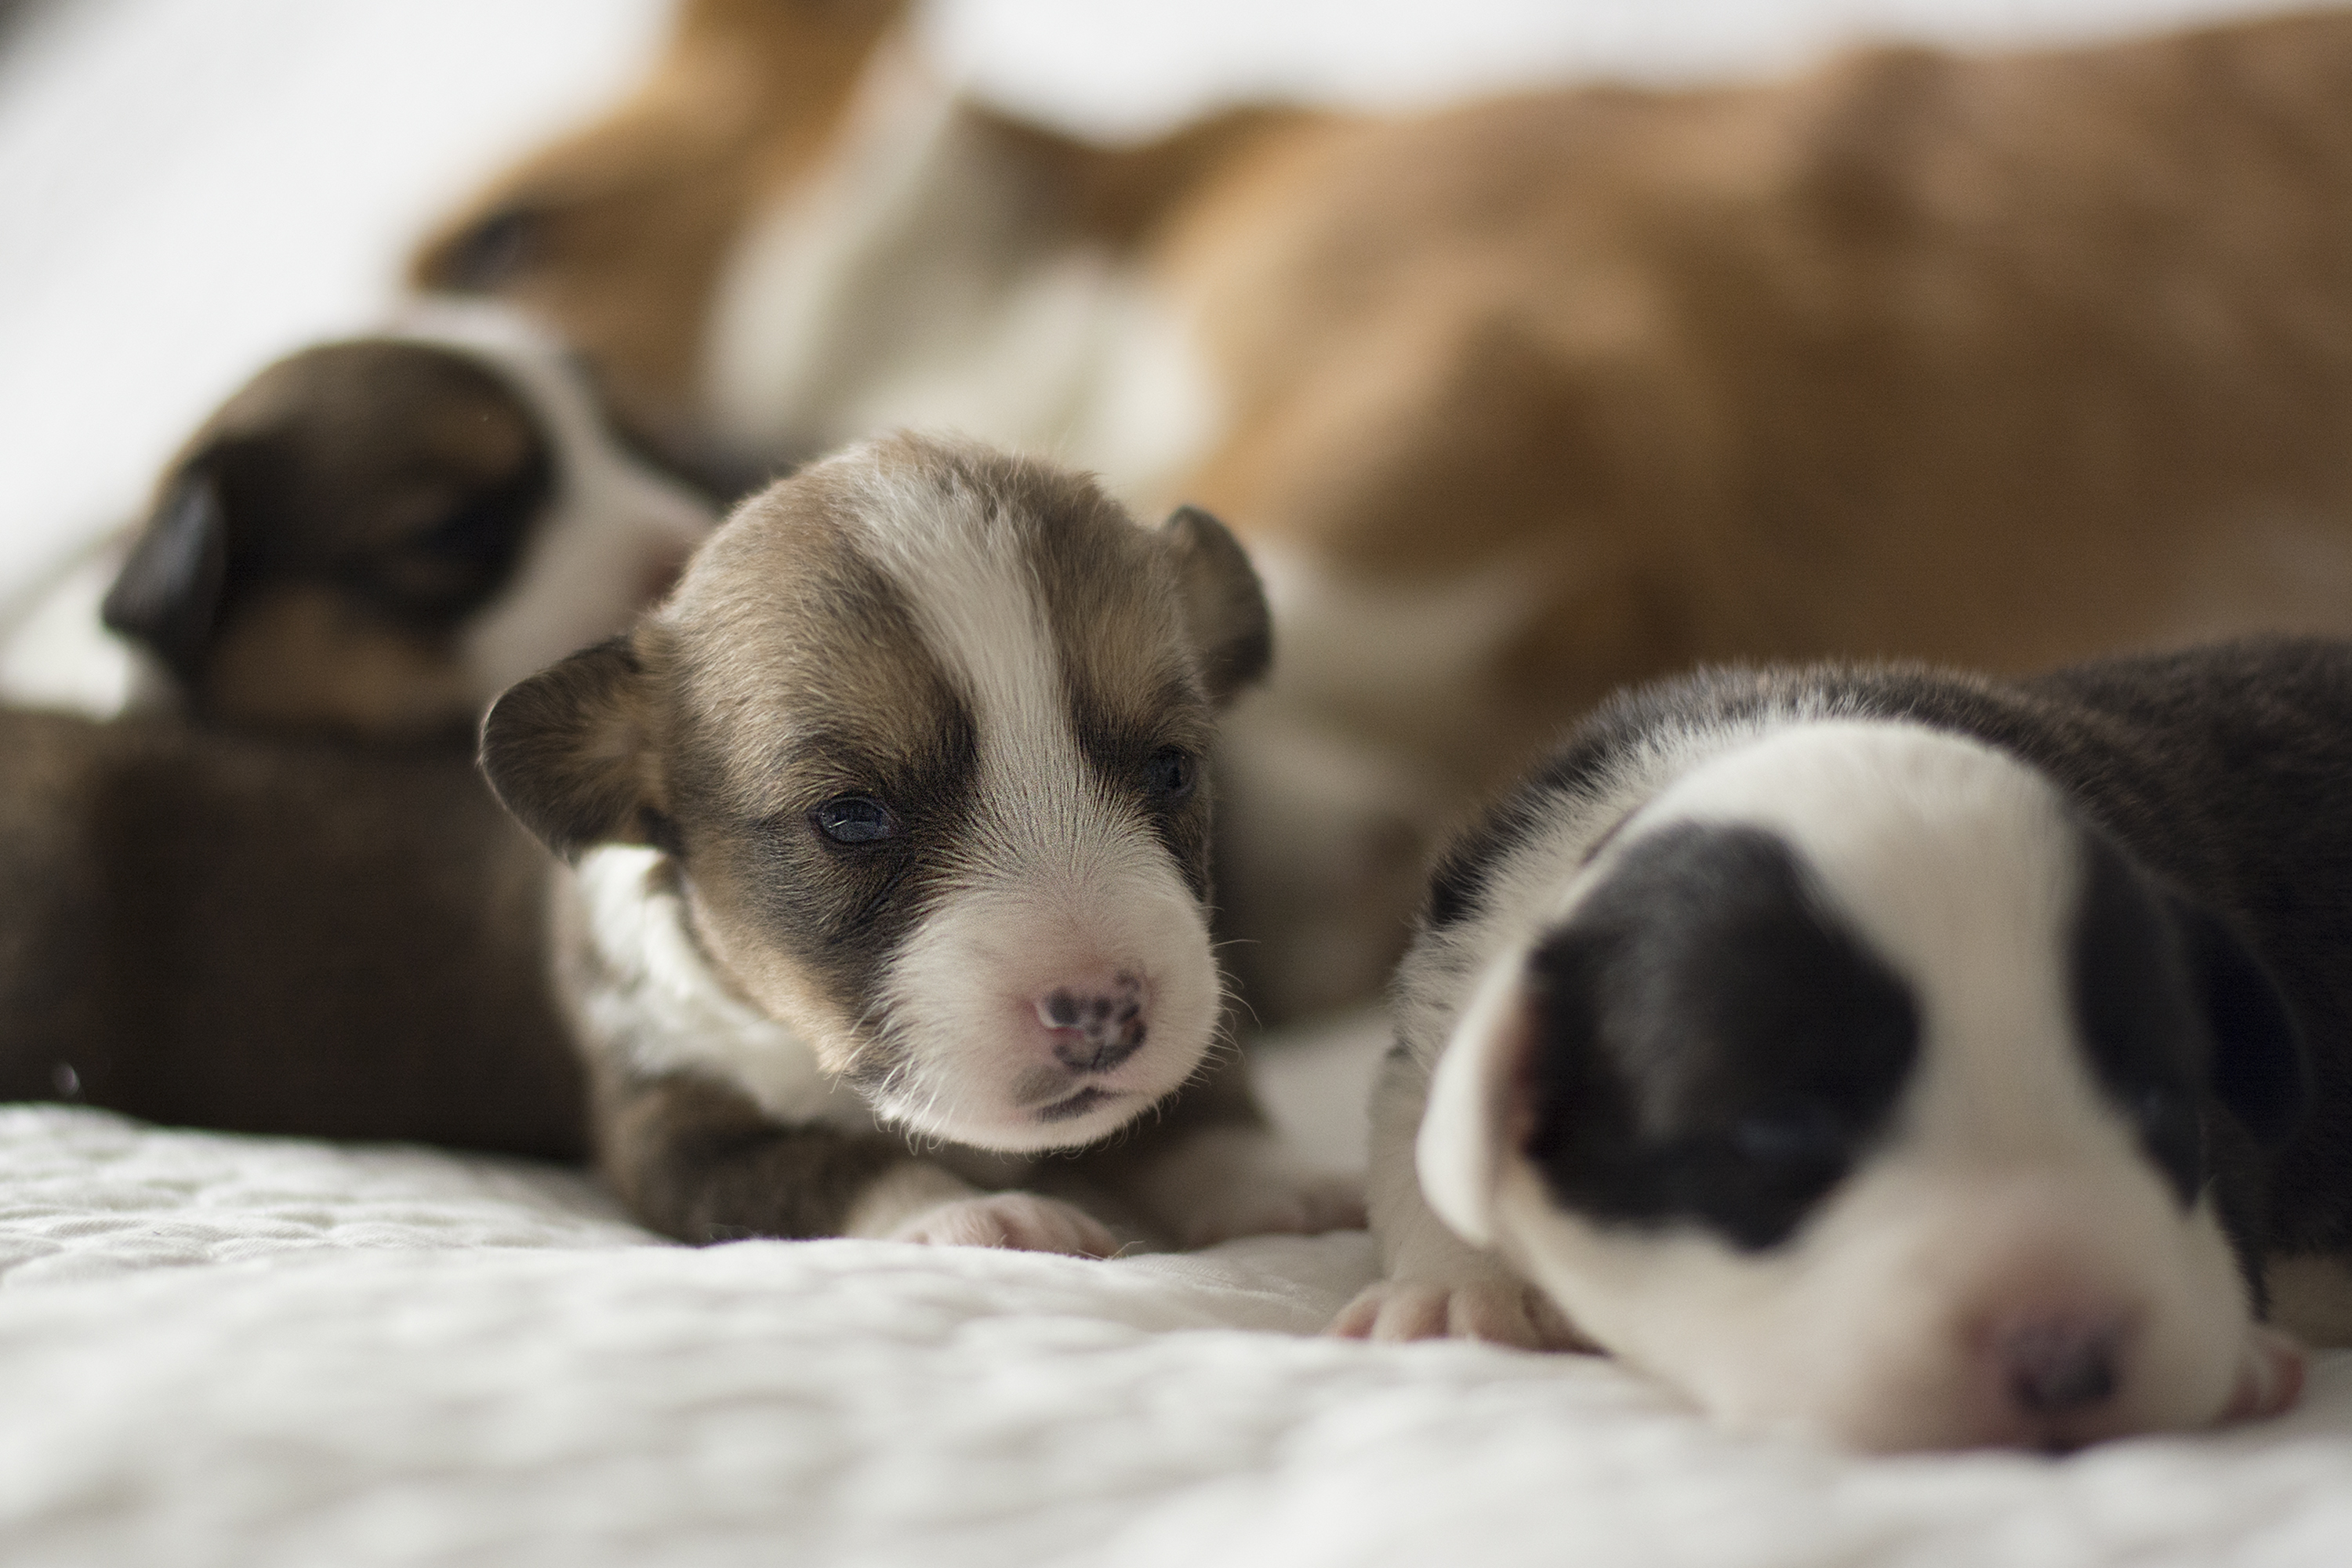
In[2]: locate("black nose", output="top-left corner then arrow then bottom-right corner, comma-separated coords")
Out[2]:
1040,981 -> 1145,1073
2002,1321 -> 2122,1414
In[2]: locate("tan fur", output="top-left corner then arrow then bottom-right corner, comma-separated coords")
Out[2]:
418,5 -> 2352,1018
409,0 -> 906,437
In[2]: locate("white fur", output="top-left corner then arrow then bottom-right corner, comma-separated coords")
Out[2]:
1394,720 -> 2267,1448
572,846 -> 874,1133
699,44 -> 1220,508
829,452 -> 1221,1152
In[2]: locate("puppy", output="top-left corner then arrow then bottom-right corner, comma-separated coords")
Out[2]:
0,302 -> 714,736
0,707 -> 586,1159
416,5 -> 2352,1023
481,433 -> 1359,1252
1337,638 -> 2350,1451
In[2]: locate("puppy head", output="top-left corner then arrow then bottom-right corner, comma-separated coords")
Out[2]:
483,433 -> 1270,1152
409,0 -> 906,437
101,307 -> 714,738
1418,722 -> 2307,1451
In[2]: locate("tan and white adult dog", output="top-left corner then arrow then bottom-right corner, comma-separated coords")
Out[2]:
416,2 -> 2352,1020
481,431 -> 1359,1250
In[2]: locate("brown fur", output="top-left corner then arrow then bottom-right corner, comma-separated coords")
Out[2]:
410,0 -> 906,439
419,7 -> 2352,1018
0,709 -> 586,1159
480,436 -> 1333,1247
104,339 -> 555,739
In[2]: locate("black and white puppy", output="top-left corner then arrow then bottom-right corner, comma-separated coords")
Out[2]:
0,301 -> 714,735
1338,640 -> 2350,1451
482,433 -> 1360,1254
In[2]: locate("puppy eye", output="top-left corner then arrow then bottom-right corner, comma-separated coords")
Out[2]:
437,206 -> 544,292
1728,1100 -> 1847,1166
1146,747 -> 1196,802
812,795 -> 898,846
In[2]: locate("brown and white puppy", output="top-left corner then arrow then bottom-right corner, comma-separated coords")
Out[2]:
1337,639 -> 2352,1452
416,4 -> 2352,1023
0,302 -> 715,737
481,432 -> 1359,1251
0,706 -> 586,1160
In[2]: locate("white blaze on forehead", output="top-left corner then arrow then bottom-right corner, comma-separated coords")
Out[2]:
1632,722 -> 2100,1157
838,454 -> 1101,855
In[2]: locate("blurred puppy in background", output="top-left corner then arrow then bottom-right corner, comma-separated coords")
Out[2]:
413,2 -> 2352,1023
0,303 -> 716,1158
1,303 -> 714,736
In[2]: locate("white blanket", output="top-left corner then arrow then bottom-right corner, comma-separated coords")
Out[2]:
4,1098 -> 2349,1568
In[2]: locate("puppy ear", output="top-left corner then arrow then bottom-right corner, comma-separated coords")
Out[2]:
1160,505 -> 1271,704
480,636 -> 664,861
101,471 -> 230,683
1417,954 -> 1546,1247
2170,895 -> 2310,1148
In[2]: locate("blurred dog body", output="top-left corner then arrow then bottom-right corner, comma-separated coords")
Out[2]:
0,706 -> 588,1159
0,302 -> 714,739
415,2 -> 2352,1019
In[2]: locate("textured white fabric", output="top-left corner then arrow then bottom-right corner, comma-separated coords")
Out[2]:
2,1101 -> 2350,1568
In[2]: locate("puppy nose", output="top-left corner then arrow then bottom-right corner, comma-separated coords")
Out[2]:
1036,973 -> 1146,1073
1996,1316 -> 2125,1415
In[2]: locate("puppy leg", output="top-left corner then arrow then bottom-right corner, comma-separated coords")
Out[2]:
1087,1051 -> 1365,1248
1330,1047 -> 1588,1351
601,1072 -> 1112,1256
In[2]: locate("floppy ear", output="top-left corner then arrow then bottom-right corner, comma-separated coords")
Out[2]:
480,635 -> 664,861
2170,895 -> 2309,1148
1417,953 -> 1547,1247
101,471 -> 230,683
1160,505 -> 1272,704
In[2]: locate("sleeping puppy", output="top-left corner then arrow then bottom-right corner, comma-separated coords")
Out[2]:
1337,638 -> 2351,1451
481,432 -> 1360,1252
0,302 -> 714,735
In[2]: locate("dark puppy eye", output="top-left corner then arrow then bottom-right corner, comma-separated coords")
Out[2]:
812,795 -> 898,846
437,206 -> 543,292
1146,747 -> 1196,802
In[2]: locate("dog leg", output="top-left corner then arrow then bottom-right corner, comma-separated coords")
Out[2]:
1330,1047 -> 1588,1350
599,1071 -> 1110,1254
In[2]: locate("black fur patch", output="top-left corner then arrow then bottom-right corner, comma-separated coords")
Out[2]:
2069,833 -> 2216,1206
1521,822 -> 1921,1250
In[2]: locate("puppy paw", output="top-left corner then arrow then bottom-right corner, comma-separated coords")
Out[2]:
1330,1274 -> 1590,1351
889,1192 -> 1117,1258
2221,1324 -> 2307,1425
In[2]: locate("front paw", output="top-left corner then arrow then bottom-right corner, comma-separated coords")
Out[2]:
888,1192 -> 1118,1258
1330,1273 -> 1589,1351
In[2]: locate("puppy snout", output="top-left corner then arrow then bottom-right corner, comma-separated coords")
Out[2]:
1037,973 -> 1147,1073
1989,1312 -> 2131,1417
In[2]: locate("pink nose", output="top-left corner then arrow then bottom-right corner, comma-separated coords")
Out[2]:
1987,1310 -> 2131,1419
1036,973 -> 1147,1073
